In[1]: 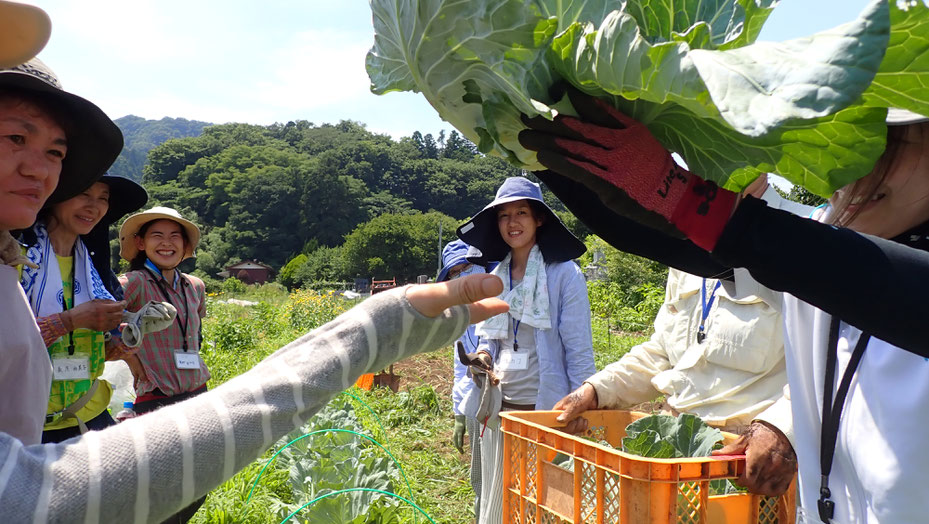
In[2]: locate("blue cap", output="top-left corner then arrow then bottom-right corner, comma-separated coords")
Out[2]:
437,239 -> 471,282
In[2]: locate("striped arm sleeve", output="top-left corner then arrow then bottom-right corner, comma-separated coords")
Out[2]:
0,286 -> 468,523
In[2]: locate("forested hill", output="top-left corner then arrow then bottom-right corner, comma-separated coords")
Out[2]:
134,119 -> 587,285
111,116 -> 212,181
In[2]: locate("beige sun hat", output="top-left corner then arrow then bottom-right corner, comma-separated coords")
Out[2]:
0,1 -> 51,68
119,206 -> 201,262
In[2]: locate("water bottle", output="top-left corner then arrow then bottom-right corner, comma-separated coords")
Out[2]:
115,401 -> 138,422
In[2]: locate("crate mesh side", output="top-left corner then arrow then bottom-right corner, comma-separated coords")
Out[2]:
526,501 -> 538,524
580,461 -> 597,523
603,470 -> 621,522
508,488 -> 523,523
759,495 -> 780,524
587,424 -> 607,443
526,442 -> 538,496
540,508 -> 569,524
510,438 -> 523,493
678,481 -> 703,524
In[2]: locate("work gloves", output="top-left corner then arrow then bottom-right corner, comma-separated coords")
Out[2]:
453,414 -> 466,453
122,301 -> 177,347
519,88 -> 738,251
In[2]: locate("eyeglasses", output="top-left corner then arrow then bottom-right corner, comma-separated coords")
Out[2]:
448,264 -> 473,280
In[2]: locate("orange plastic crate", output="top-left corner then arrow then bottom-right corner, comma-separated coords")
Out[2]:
500,410 -> 795,524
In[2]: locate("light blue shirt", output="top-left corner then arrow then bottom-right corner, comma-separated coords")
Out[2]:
477,260 -> 596,410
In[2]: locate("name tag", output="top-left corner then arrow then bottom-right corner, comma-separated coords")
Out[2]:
52,356 -> 90,381
174,351 -> 201,370
498,350 -> 528,371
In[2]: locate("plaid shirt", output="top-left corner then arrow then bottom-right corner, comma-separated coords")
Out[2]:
119,269 -> 209,397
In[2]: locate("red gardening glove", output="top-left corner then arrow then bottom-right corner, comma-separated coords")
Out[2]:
519,88 -> 738,251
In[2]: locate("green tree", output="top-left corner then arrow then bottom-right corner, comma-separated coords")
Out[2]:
786,185 -> 827,207
579,236 -> 668,308
341,211 -> 457,281
278,253 -> 308,290
441,130 -> 477,161
294,246 -> 347,286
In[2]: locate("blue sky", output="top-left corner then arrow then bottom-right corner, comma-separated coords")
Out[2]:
31,0 -> 872,141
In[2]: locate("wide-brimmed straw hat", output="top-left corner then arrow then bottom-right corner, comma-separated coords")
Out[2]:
119,206 -> 201,262
457,177 -> 586,263
0,57 -> 123,204
0,1 -> 50,68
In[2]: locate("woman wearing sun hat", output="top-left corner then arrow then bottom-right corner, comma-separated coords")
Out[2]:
118,206 -> 209,412
0,50 -> 123,444
19,174 -> 149,442
457,176 -> 596,523
117,206 -> 208,522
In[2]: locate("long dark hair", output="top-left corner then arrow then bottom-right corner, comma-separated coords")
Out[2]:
828,124 -> 914,227
128,219 -> 190,271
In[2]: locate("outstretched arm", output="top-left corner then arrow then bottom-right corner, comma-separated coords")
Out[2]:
713,197 -> 929,355
0,275 -> 506,522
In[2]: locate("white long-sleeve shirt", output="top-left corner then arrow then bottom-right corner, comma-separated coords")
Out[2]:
0,286 -> 468,523
586,188 -> 809,434
586,267 -> 792,430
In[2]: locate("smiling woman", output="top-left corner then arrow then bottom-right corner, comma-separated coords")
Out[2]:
0,94 -> 66,231
0,54 -> 123,447
456,177 -> 595,523
18,173 -> 148,443
116,205 -> 210,522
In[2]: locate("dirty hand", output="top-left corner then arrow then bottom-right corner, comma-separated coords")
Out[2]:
122,353 -> 149,388
519,88 -> 738,251
452,414 -> 467,453
553,383 -> 599,434
406,273 -> 508,323
63,299 -> 126,332
712,420 -> 797,496
122,301 -> 177,347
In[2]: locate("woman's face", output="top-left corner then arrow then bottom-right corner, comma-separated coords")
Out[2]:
497,199 -> 543,252
0,96 -> 66,230
840,123 -> 929,238
135,218 -> 185,269
51,181 -> 109,236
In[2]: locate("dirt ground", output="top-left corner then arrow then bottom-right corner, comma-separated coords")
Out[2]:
389,349 -> 664,414
389,350 -> 456,398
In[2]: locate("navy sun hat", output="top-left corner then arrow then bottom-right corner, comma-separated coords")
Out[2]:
457,177 -> 586,263
98,174 -> 148,226
0,58 -> 124,204
437,239 -> 472,282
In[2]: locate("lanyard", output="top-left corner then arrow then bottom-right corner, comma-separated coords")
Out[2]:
697,279 -> 722,343
817,317 -> 871,522
146,268 -> 192,351
61,264 -> 76,355
509,265 -> 520,351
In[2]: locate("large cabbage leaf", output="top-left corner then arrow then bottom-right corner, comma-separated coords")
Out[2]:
367,0 -> 928,195
622,413 -> 722,458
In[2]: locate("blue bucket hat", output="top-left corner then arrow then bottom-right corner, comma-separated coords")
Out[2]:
457,177 -> 586,263
437,239 -> 471,282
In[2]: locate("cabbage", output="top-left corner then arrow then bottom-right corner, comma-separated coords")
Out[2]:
367,0 -> 929,196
